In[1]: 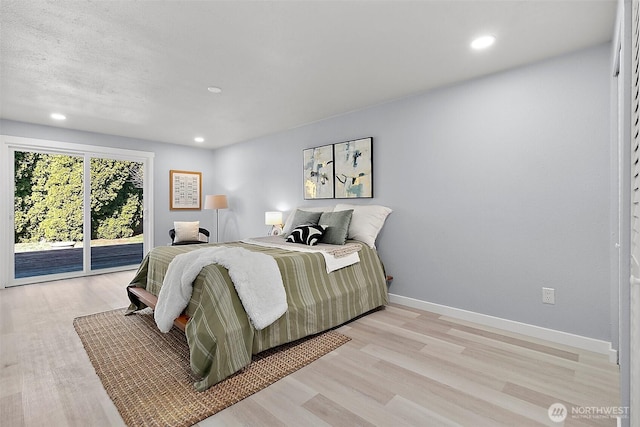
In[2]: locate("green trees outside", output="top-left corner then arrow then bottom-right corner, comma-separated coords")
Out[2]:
14,152 -> 143,243
91,158 -> 143,240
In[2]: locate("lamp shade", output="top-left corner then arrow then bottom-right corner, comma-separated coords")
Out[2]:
204,194 -> 228,210
265,211 -> 283,226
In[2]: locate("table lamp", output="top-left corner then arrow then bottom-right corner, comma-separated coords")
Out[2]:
265,211 -> 283,236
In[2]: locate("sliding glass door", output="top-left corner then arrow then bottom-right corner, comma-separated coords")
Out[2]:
89,157 -> 144,271
3,136 -> 154,286
14,151 -> 85,278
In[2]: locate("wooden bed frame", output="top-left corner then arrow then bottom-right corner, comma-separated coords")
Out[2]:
128,275 -> 393,334
128,286 -> 189,332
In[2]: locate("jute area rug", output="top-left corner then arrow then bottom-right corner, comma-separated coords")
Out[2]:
73,308 -> 350,427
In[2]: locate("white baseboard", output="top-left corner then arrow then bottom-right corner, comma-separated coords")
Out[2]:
388,293 -> 618,364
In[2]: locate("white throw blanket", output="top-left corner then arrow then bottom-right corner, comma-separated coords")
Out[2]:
242,236 -> 360,273
154,246 -> 287,333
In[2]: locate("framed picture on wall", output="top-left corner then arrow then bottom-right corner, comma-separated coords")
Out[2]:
334,137 -> 373,198
303,144 -> 334,199
170,170 -> 202,210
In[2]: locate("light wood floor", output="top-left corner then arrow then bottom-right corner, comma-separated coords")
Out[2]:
0,271 -> 620,426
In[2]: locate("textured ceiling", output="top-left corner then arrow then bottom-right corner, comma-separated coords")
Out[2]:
0,1 -> 617,149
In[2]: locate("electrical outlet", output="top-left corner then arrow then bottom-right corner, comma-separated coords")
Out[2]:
542,287 -> 555,305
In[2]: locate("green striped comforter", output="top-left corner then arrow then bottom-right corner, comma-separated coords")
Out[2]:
127,241 -> 388,391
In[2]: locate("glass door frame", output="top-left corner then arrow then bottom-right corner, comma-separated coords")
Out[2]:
1,135 -> 154,288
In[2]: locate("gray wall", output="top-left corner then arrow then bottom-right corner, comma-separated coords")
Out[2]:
0,120 -> 217,247
211,43 -> 613,341
1,43 -> 613,342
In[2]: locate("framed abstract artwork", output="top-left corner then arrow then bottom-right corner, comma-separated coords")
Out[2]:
303,144 -> 334,199
334,137 -> 373,198
169,170 -> 202,210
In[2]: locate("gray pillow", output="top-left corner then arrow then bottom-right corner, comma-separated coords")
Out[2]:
284,209 -> 322,237
318,209 -> 353,245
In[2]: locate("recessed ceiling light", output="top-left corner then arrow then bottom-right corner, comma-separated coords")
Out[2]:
50,113 -> 66,120
207,86 -> 222,94
194,137 -> 205,143
471,35 -> 496,50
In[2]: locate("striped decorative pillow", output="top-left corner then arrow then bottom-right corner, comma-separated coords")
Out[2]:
286,224 -> 328,246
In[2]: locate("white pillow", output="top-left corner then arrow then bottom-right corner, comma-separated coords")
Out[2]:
282,206 -> 334,236
173,221 -> 200,243
334,204 -> 392,248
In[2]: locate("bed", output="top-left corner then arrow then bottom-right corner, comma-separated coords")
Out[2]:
126,205 -> 391,391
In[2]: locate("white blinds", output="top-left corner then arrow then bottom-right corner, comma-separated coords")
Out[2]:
632,0 -> 640,272
630,1 -> 640,425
